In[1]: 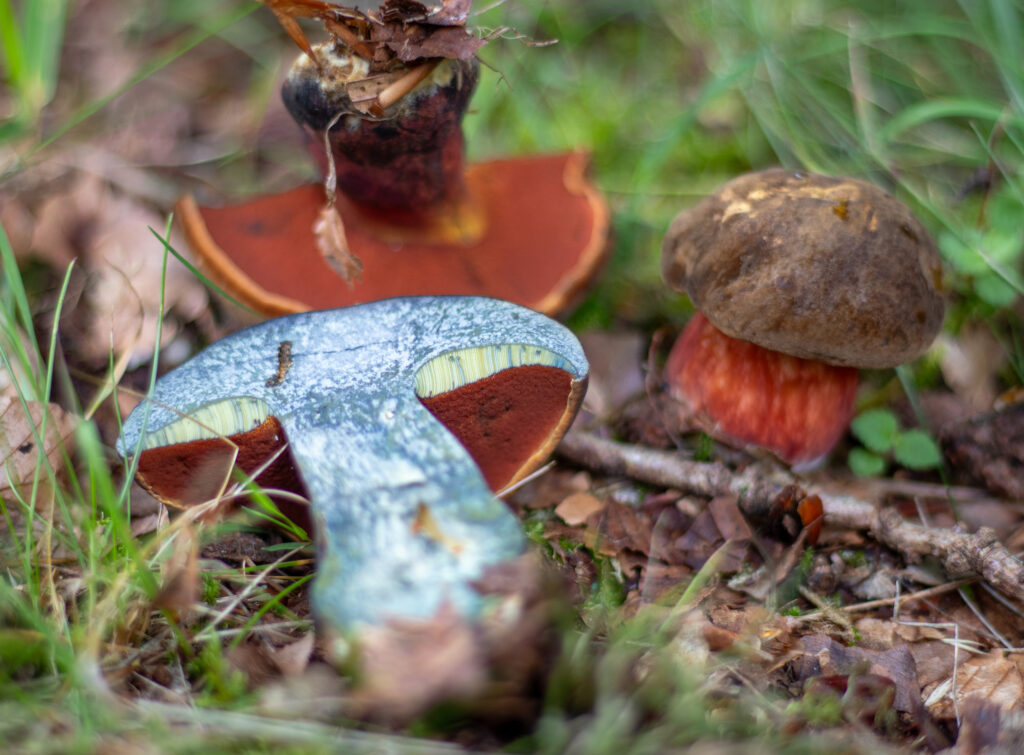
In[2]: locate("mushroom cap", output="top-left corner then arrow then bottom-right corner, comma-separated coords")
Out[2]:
661,168 -> 945,368
178,151 -> 608,317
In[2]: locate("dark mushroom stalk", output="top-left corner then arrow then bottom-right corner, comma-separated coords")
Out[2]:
661,169 -> 945,467
282,45 -> 478,221
118,296 -> 588,629
177,10 -> 609,317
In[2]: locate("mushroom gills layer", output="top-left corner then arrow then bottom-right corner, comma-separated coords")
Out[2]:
134,400 -> 307,519
416,345 -> 576,491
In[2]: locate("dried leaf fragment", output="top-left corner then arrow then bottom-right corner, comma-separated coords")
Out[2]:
0,396 -> 77,500
370,21 -> 485,62
313,204 -> 363,284
925,649 -> 1024,721
554,491 -> 603,526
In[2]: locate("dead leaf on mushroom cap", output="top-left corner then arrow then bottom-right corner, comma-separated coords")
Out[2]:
374,0 -> 472,26
262,0 -> 486,70
369,20 -> 485,62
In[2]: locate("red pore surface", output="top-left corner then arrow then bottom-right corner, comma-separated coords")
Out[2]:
666,313 -> 858,465
137,416 -> 310,526
419,364 -> 573,491
184,152 -> 607,316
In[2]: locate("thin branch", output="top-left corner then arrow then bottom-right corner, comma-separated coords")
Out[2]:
557,431 -> 1024,602
796,578 -> 974,622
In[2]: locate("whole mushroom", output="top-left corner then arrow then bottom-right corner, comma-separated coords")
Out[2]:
118,296 -> 589,630
178,4 -> 609,317
661,168 -> 945,467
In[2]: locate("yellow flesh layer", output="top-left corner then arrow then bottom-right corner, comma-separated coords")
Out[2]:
138,397 -> 270,450
414,344 -> 570,399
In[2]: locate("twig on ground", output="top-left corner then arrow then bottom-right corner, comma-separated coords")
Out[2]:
797,579 -> 974,622
557,430 -> 1024,602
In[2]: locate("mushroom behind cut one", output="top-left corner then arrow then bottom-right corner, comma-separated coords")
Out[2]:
661,168 -> 945,465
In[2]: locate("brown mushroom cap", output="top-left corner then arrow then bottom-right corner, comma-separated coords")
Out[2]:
179,151 -> 608,317
661,168 -> 945,369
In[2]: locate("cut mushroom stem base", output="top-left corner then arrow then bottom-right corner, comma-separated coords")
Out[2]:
282,48 -> 478,214
666,313 -> 859,466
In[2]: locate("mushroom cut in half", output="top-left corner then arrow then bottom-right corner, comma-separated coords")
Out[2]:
661,168 -> 945,467
178,8 -> 608,317
118,296 -> 588,630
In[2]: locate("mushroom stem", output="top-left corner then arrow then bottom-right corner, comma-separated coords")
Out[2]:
666,313 -> 859,466
282,46 -> 478,218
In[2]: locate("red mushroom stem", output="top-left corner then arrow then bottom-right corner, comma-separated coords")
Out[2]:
666,313 -> 859,466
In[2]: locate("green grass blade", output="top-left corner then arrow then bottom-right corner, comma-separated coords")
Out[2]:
0,223 -> 43,400
878,98 -> 1019,144
21,0 -> 68,112
0,0 -> 25,90
147,226 -> 261,316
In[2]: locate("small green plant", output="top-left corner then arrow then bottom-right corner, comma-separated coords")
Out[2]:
939,184 -> 1024,309
847,408 -> 942,477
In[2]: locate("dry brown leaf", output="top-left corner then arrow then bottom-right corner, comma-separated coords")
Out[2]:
788,634 -> 921,716
854,617 -> 947,650
937,328 -> 1005,412
554,491 -> 604,525
270,632 -> 315,678
0,195 -> 36,260
130,506 -> 169,538
377,0 -> 472,26
26,174 -> 208,367
313,204 -> 363,284
153,525 -> 199,618
0,396 -> 77,501
83,194 -> 207,366
578,330 -> 646,420
351,603 -> 486,722
675,501 -> 752,574
707,496 -> 753,542
227,640 -> 281,688
925,649 -> 1024,721
508,468 -> 591,511
370,18 -> 486,62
